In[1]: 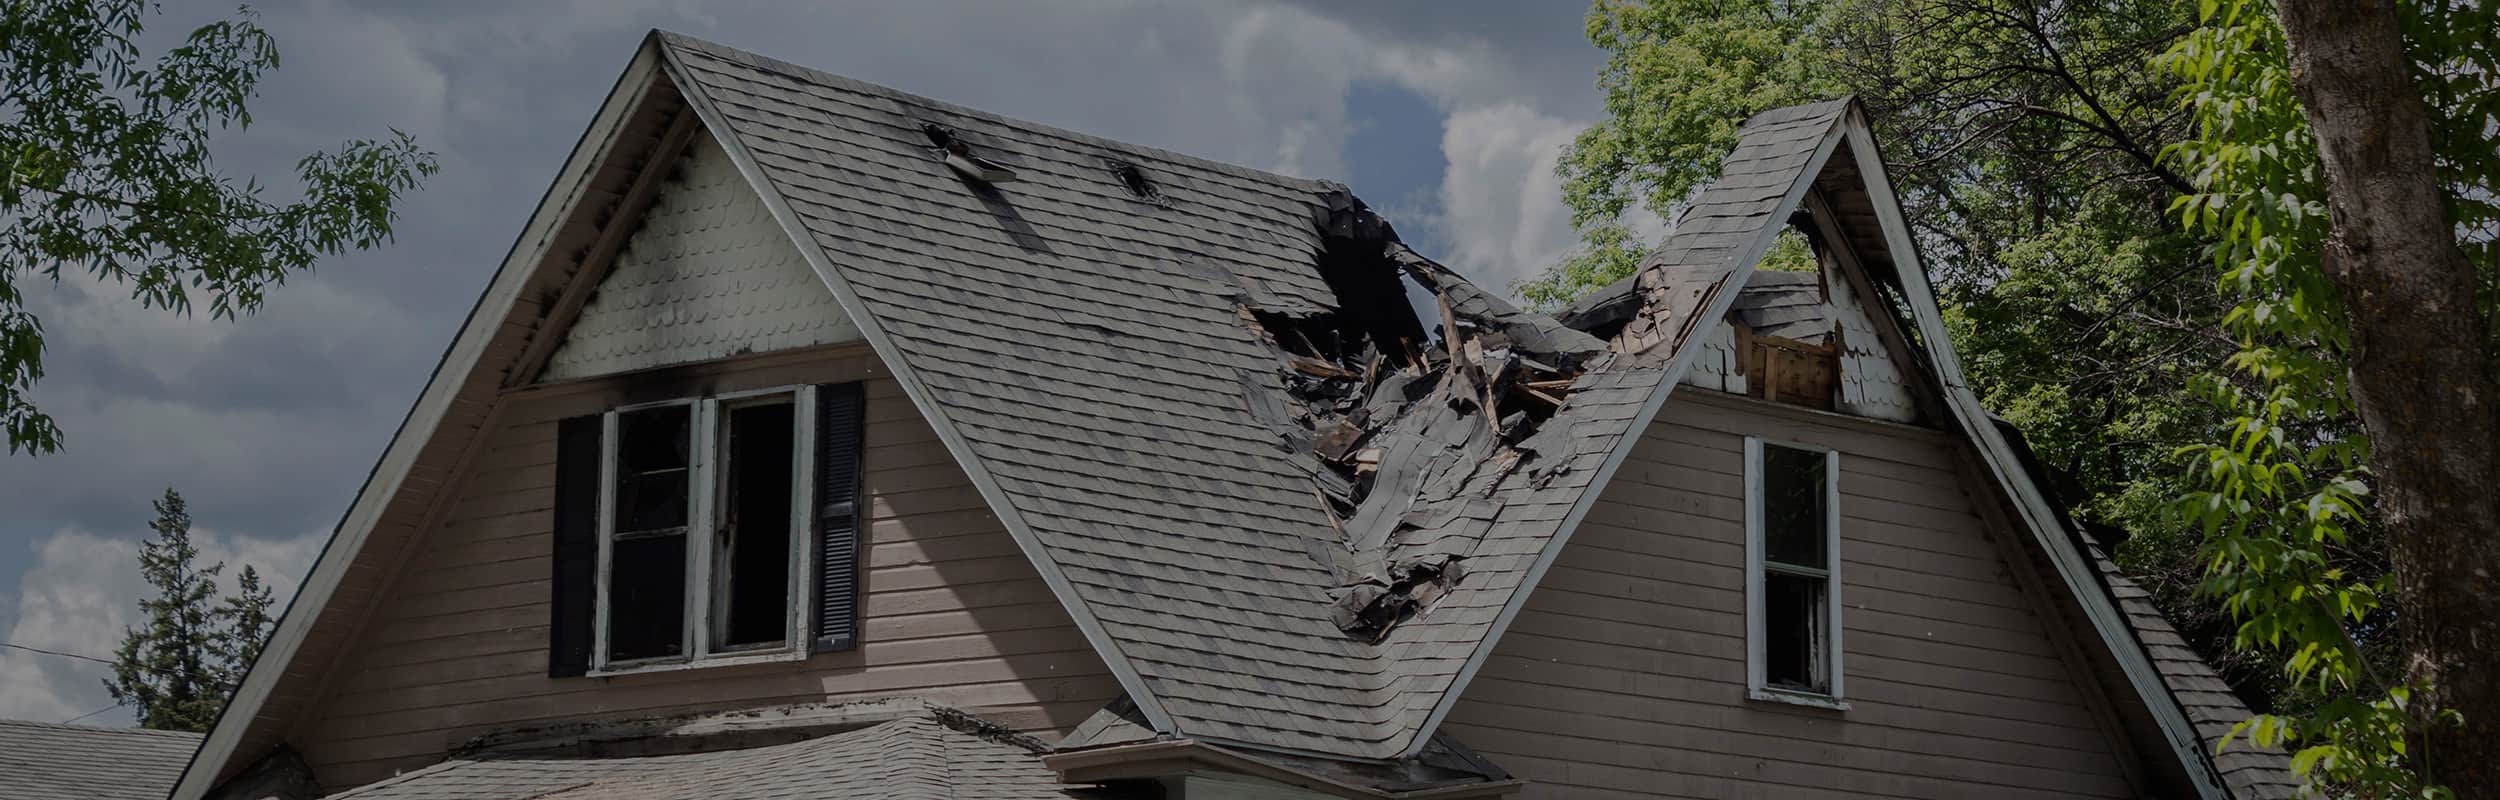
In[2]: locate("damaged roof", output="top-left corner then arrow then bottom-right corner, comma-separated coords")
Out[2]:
187,29 -> 2287,798
0,719 -> 201,800
328,703 -> 1107,800
653,33 -> 1855,761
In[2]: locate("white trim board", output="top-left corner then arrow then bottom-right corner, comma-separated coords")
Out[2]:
172,40 -> 674,800
1744,436 -> 1848,710
649,34 -> 1180,735
1400,116 -> 1853,758
1402,104 -> 2234,798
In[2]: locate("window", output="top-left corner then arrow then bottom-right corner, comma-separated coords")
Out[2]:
593,387 -> 817,672
1745,437 -> 1844,708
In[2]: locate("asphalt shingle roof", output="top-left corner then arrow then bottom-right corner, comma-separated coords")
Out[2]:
329,706 -> 1100,800
658,31 -> 1854,761
0,719 -> 201,800
2089,543 -> 2299,798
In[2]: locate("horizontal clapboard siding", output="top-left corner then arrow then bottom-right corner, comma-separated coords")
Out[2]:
1443,392 -> 2134,799
288,346 -> 1120,789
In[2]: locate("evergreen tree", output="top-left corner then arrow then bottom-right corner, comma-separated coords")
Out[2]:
104,488 -> 276,732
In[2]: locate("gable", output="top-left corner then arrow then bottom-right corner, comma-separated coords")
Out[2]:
286,345 -> 1119,789
184,30 -> 2280,798
541,133 -> 859,381
1439,392 -> 2142,798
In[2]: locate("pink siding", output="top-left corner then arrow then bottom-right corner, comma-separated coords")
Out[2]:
287,346 -> 1119,788
1443,392 -> 2138,799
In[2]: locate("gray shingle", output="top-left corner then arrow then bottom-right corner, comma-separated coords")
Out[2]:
657,37 -> 2096,776
0,719 -> 201,800
2087,542 -> 2299,798
329,705 -> 1094,800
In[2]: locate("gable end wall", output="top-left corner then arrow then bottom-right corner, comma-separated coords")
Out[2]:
286,344 -> 1120,789
1442,391 -> 2140,799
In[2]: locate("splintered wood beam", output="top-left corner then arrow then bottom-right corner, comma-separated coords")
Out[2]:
504,108 -> 705,388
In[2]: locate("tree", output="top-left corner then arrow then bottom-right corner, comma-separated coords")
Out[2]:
1532,0 -> 2295,707
104,488 -> 278,732
0,0 -> 437,455
2165,0 -> 2500,792
2275,7 -> 2500,786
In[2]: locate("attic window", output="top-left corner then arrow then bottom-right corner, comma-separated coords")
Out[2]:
594,390 -> 816,669
1110,161 -> 1161,201
1746,437 -> 1846,709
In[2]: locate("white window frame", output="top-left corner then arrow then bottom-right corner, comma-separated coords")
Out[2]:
591,385 -> 817,675
1744,435 -> 1847,710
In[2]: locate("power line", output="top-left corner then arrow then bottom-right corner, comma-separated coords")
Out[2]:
0,641 -> 112,666
59,701 -> 125,725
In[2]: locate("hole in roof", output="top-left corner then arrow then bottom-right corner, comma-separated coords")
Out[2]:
1110,161 -> 1162,202
919,123 -> 957,151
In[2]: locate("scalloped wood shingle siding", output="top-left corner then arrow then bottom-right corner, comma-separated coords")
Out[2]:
542,135 -> 861,381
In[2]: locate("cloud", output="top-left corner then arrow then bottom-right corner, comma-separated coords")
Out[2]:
0,3 -> 1618,710
0,527 -> 319,724
1431,104 -> 1590,288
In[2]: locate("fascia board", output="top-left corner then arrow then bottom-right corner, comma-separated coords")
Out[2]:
648,36 -> 1180,736
1399,116 -> 1852,759
170,35 -> 675,800
1837,107 -> 2231,800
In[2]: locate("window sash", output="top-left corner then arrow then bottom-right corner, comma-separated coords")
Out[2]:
1745,436 -> 1846,707
592,386 -> 817,673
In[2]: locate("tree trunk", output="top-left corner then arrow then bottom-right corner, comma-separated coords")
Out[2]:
2276,1 -> 2500,793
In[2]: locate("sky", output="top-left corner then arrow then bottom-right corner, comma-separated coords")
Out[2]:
0,0 -> 1611,725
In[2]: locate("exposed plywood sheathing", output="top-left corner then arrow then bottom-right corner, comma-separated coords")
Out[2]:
542,135 -> 861,381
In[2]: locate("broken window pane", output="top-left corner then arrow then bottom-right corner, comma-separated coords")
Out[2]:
608,533 -> 686,661
615,405 -> 692,535
717,401 -> 796,649
1762,444 -> 1827,569
1763,570 -> 1827,692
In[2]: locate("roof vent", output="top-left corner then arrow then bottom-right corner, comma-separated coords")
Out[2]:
1110,161 -> 1162,202
920,123 -> 1017,184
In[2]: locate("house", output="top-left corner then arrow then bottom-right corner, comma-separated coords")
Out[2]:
169,31 -> 2294,799
0,718 -> 203,800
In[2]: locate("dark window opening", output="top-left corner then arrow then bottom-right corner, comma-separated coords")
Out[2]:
608,404 -> 692,662
717,401 -> 796,649
1762,444 -> 1829,569
608,535 -> 687,661
1763,571 -> 1828,692
1757,441 -> 1836,697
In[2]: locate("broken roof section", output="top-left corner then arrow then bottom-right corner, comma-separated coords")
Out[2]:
652,32 -> 1860,762
655,32 -> 1856,762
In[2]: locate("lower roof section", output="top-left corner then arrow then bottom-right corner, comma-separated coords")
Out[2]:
328,701 -> 1098,800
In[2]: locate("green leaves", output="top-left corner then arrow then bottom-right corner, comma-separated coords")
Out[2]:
2154,0 -> 2499,793
0,0 -> 438,455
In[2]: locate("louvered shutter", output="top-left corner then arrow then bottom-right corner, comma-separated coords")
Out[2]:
813,382 -> 867,651
548,414 -> 602,677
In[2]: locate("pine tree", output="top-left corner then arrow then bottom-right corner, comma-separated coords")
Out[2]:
104,488 -> 267,732
216,565 -> 276,690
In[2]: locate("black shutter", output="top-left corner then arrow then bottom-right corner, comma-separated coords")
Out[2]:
813,382 -> 867,652
548,414 -> 602,677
